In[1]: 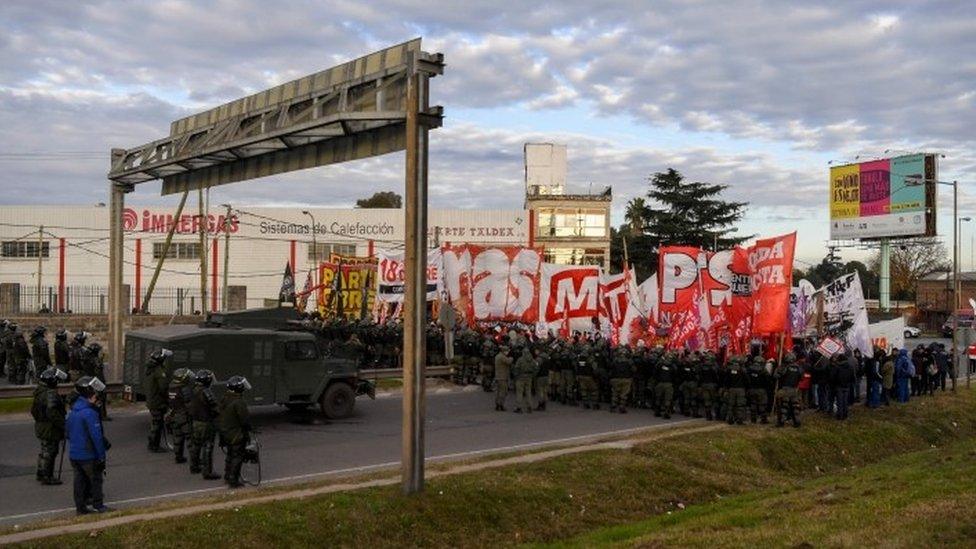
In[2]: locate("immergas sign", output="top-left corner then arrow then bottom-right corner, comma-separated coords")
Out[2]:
122,207 -> 239,234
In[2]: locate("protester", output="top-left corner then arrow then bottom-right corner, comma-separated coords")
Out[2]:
895,349 -> 915,403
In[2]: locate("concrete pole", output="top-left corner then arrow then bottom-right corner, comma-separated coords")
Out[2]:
952,181 -> 964,387
107,149 -> 127,383
223,205 -> 231,311
37,225 -> 43,311
198,187 -> 207,316
401,60 -> 429,495
879,238 -> 890,312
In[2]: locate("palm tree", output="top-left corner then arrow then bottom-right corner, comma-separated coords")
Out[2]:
624,197 -> 647,233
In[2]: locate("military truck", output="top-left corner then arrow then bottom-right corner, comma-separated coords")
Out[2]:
122,307 -> 374,418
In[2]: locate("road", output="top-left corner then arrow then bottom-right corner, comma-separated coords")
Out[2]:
0,387 -> 689,526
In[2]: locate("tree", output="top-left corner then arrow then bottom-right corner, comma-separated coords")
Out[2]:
869,238 -> 949,300
613,168 -> 751,276
356,191 -> 402,208
624,197 -> 646,232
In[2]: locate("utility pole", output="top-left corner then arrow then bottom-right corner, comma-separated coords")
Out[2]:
223,204 -> 231,311
37,225 -> 43,311
303,210 -> 318,308
198,187 -> 207,316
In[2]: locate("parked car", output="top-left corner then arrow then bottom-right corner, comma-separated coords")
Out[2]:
941,309 -> 975,338
903,326 -> 922,338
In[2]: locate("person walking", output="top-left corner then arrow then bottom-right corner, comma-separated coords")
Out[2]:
66,376 -> 112,514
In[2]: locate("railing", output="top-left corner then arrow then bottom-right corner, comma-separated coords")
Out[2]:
9,285 -> 224,316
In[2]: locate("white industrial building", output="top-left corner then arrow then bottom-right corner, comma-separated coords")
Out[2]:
0,205 -> 530,314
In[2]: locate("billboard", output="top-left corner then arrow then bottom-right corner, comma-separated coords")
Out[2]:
829,153 -> 937,240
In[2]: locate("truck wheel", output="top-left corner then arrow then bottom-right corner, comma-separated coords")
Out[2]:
320,382 -> 355,419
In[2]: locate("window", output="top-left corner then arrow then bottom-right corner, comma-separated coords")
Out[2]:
2,240 -> 50,258
153,241 -> 201,260
543,247 -> 606,266
308,242 -> 357,262
285,340 -> 319,361
535,208 -> 607,238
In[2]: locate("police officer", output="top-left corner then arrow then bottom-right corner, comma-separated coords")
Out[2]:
10,325 -> 31,385
654,352 -> 676,419
32,367 -> 68,485
534,345 -> 551,411
746,356 -> 770,424
609,346 -> 634,413
576,349 -> 599,410
557,342 -> 576,405
85,342 -> 108,420
480,336 -> 497,392
143,349 -> 171,453
0,319 -> 9,377
188,369 -> 221,480
774,352 -> 804,427
677,354 -> 700,417
698,352 -> 719,420
218,375 -> 252,488
53,329 -> 70,369
493,343 -> 513,411
513,347 -> 538,414
724,356 -> 749,425
166,368 -> 194,464
68,332 -> 88,381
31,326 -> 52,382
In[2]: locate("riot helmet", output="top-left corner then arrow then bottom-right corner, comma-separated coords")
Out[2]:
194,369 -> 215,387
226,375 -> 252,393
39,367 -> 68,388
75,376 -> 106,398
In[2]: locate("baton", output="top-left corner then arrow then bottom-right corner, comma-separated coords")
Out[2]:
56,437 -> 66,481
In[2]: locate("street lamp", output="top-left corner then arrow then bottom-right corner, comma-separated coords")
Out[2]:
302,210 -> 317,309
907,176 -> 967,386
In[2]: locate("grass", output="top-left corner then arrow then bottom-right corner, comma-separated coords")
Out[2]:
0,397 -> 32,415
16,388 -> 976,548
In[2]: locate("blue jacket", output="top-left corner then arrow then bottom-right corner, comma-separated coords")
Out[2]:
66,397 -> 107,462
895,350 -> 915,380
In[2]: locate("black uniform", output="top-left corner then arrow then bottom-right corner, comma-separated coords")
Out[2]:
188,384 -> 221,479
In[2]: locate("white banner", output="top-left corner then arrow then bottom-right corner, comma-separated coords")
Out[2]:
868,317 -> 906,352
538,263 -> 601,335
823,272 -> 872,355
375,248 -> 442,303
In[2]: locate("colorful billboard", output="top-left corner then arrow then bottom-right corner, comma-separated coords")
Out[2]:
829,153 -> 937,240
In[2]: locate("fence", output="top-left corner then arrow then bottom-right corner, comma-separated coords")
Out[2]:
10,285 -> 227,316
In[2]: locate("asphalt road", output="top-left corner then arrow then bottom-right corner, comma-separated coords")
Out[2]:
0,386 -> 689,526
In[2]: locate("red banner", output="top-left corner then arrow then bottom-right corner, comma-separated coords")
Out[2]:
748,232 -> 796,335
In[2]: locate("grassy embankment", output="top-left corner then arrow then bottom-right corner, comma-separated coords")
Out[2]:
24,388 -> 976,548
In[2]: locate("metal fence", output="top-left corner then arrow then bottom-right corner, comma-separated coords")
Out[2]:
11,285 -> 224,315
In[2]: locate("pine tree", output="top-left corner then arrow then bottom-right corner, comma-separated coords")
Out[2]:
614,168 -> 751,276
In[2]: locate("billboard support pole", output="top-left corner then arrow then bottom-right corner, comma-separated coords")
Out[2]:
402,56 -> 430,495
879,239 -> 891,312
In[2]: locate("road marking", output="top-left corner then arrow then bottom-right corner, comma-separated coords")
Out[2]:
0,419 -> 693,524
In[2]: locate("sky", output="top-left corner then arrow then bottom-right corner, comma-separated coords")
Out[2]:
1,0 -> 975,269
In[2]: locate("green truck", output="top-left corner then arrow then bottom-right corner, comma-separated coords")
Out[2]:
122,307 -> 374,418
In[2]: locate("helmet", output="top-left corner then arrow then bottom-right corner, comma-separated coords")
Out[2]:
75,376 -> 106,398
73,331 -> 88,344
0,319 -> 8,329
148,348 -> 173,365
8,322 -> 18,332
194,369 -> 215,387
33,326 -> 47,337
55,329 -> 68,340
171,367 -> 193,383
39,367 -> 68,388
783,352 -> 796,364
226,375 -> 252,393
87,342 -> 102,355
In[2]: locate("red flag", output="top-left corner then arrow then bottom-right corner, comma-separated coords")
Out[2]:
749,232 -> 796,335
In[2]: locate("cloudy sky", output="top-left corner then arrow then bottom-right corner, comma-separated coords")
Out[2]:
1,0 -> 974,266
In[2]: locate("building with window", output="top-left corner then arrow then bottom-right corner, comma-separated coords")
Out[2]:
524,143 -> 612,268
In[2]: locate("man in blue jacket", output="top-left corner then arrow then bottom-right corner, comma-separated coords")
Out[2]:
66,376 -> 112,515
894,349 -> 915,403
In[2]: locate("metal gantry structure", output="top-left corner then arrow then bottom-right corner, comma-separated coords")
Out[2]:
106,38 -> 444,494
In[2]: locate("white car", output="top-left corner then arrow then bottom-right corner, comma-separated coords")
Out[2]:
904,326 -> 922,338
